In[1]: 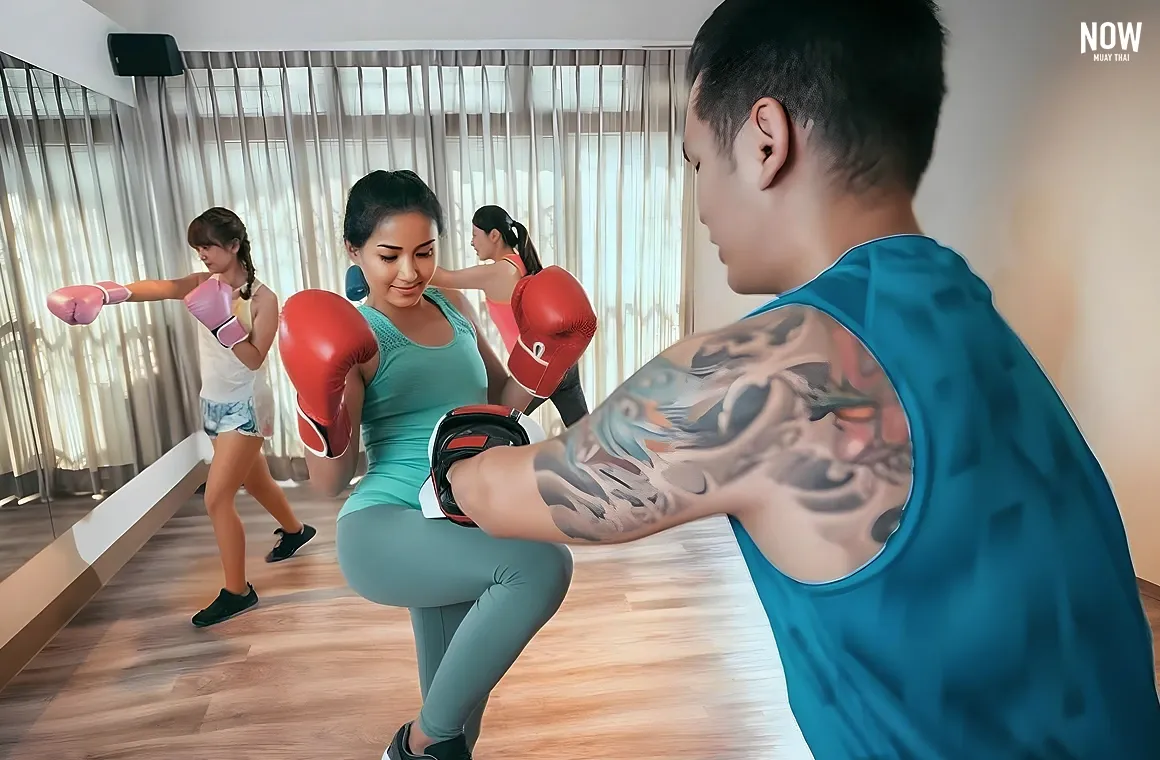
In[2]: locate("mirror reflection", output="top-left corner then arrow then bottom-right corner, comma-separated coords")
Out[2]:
0,54 -> 129,581
0,243 -> 53,581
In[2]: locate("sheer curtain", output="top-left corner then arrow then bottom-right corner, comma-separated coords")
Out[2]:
1,48 -> 692,494
144,49 -> 691,471
0,56 -> 198,500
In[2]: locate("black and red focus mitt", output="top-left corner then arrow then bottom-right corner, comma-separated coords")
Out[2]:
418,404 -> 546,526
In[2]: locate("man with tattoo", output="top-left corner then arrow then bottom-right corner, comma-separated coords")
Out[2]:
422,0 -> 1160,757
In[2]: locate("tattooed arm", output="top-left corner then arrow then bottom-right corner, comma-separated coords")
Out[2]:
447,305 -> 912,560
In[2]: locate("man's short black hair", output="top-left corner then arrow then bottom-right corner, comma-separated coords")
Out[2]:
688,0 -> 947,194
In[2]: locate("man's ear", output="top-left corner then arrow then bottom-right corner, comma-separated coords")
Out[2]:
748,97 -> 791,190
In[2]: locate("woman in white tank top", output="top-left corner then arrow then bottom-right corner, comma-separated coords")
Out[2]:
176,208 -> 319,626
97,209 -> 318,627
46,208 -> 316,626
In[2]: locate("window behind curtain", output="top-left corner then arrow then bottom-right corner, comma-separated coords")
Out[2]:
155,49 -> 691,447
0,49 -> 693,487
2,59 -> 190,496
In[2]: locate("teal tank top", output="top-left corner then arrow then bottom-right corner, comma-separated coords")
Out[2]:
731,235 -> 1160,758
339,289 -> 488,518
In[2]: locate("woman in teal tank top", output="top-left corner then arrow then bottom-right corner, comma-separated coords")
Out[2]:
306,170 -> 573,760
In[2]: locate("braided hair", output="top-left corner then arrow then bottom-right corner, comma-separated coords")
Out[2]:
187,207 -> 256,299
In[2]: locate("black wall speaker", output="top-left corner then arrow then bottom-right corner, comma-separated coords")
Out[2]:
108,33 -> 184,77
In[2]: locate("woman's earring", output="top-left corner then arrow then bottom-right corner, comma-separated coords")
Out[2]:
345,265 -> 369,301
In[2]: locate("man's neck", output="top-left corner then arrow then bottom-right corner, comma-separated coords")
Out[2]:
783,193 -> 922,291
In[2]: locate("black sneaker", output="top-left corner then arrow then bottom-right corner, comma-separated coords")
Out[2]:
265,524 -> 316,563
192,584 -> 258,627
385,722 -> 471,760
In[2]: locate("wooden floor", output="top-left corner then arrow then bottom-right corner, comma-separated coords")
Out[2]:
0,488 -> 810,760
1,488 -> 1158,760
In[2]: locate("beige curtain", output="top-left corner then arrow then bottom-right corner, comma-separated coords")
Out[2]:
0,48 -> 691,496
0,56 -> 195,501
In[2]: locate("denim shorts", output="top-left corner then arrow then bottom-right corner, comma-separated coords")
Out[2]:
201,396 -> 269,439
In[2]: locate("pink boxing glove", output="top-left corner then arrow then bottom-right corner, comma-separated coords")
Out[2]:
46,281 -> 131,325
184,277 -> 248,349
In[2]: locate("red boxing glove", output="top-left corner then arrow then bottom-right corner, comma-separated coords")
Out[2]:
184,277 -> 248,349
508,266 -> 597,398
278,289 -> 379,458
420,405 -> 546,526
46,280 -> 130,325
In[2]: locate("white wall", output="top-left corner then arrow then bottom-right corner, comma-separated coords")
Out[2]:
83,0 -> 719,51
693,0 -> 1160,582
984,12 -> 1160,585
0,0 -> 135,105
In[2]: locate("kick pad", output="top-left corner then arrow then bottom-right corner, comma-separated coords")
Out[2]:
419,477 -> 444,520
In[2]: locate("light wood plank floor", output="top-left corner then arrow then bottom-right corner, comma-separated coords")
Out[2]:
2,488 -> 1159,760
0,488 -> 811,760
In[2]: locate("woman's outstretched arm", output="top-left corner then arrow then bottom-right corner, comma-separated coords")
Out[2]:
430,260 -> 521,302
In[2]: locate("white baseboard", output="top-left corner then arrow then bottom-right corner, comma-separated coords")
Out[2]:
0,432 -> 211,689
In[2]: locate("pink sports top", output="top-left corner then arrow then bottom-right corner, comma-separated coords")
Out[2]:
484,254 -> 527,353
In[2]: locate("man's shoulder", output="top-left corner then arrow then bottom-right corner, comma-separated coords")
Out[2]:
675,303 -> 849,368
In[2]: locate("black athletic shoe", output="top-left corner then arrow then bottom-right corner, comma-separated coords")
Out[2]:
192,584 -> 258,627
385,722 -> 471,760
265,523 -> 316,563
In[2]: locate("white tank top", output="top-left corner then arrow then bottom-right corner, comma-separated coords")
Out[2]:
197,275 -> 273,407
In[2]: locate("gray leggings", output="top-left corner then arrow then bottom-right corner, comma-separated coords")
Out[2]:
336,503 -> 573,746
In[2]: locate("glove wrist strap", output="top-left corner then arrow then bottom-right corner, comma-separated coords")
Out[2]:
295,397 -> 349,459
212,316 -> 248,349
96,280 -> 131,306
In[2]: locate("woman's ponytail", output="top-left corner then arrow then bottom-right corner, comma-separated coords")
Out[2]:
473,205 -> 544,276
510,220 -> 543,276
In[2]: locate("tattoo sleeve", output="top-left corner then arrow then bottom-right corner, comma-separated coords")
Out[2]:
532,306 -> 913,543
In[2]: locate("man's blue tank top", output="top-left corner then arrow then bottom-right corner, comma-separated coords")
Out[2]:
731,235 -> 1160,759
